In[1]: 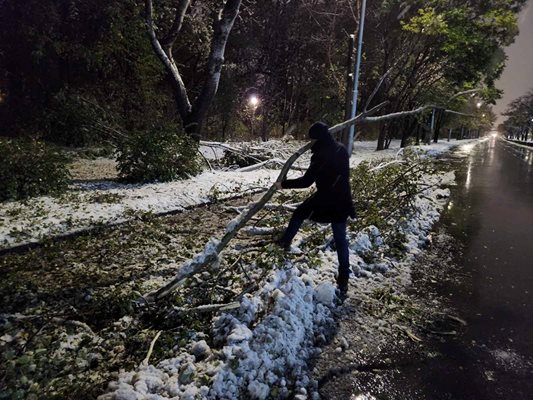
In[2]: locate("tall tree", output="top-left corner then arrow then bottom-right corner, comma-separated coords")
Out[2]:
145,0 -> 242,138
357,0 -> 525,149
503,90 -> 533,140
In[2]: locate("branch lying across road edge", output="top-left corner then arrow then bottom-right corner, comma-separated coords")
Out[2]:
139,92 -> 478,304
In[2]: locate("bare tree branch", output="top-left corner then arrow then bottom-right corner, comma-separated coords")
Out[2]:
160,0 -> 190,51
145,0 -> 192,118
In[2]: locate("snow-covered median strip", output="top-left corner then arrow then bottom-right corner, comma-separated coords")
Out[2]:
97,144 -> 473,400
0,139 -> 480,250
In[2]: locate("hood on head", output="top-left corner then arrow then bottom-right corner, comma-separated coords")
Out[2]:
309,122 -> 334,151
308,122 -> 330,141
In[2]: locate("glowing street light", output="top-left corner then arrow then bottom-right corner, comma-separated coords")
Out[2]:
476,101 -> 483,109
248,95 -> 260,139
249,95 -> 260,108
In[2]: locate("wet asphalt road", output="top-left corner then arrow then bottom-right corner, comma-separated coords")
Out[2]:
316,137 -> 533,400
388,137 -> 533,399
420,137 -> 533,399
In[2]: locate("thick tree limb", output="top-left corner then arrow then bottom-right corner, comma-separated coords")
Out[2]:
443,109 -> 476,117
141,141 -> 314,303
329,101 -> 389,134
145,0 -> 192,117
160,0 -> 190,51
360,104 -> 434,124
140,90 -> 480,304
446,88 -> 482,103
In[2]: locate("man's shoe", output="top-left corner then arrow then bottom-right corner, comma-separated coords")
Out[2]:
336,274 -> 349,295
274,239 -> 291,251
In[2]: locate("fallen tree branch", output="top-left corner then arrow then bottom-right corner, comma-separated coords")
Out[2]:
225,202 -> 300,214
200,140 -> 242,153
140,141 -> 314,303
329,101 -> 389,134
198,149 -> 214,172
235,158 -> 306,172
172,302 -> 240,314
369,159 -> 405,172
1,313 -> 95,336
139,89 -> 472,304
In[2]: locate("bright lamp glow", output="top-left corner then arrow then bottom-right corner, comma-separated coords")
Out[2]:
476,102 -> 483,108
249,95 -> 260,107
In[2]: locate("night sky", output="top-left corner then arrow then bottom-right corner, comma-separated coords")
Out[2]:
494,0 -> 533,126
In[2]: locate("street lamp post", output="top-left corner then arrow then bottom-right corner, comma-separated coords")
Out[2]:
347,0 -> 367,156
343,34 -> 356,146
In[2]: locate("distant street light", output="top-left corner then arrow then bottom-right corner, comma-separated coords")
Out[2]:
249,95 -> 260,108
476,101 -> 483,109
248,95 -> 260,139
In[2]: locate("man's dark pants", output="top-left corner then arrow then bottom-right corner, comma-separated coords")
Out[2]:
279,214 -> 350,279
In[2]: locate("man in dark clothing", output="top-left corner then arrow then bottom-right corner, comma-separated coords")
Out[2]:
275,122 -> 355,293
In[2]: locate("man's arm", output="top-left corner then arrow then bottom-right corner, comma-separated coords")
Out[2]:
280,155 -> 318,189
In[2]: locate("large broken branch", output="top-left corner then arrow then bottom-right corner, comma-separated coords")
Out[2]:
141,141 -> 314,303
329,101 -> 389,134
140,90 -> 479,304
446,88 -> 482,103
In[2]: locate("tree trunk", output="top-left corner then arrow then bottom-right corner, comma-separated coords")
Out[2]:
400,117 -> 417,148
384,122 -> 394,149
377,123 -> 387,150
342,34 -> 355,147
433,108 -> 444,143
145,0 -> 242,139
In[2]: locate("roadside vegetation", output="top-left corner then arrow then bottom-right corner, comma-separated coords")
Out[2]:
1,152 -> 448,399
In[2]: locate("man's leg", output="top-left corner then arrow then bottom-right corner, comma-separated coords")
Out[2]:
332,221 -> 350,292
277,214 -> 304,249
277,203 -> 312,249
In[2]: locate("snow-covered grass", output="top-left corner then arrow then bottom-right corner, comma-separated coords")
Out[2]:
0,138 -> 483,399
96,141 -> 476,400
0,139 -> 480,250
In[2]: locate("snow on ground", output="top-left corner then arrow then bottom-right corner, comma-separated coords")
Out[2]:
97,139 -> 482,400
0,139 -> 480,250
504,137 -> 533,151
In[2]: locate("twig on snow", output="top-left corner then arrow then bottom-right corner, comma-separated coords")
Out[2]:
142,330 -> 162,366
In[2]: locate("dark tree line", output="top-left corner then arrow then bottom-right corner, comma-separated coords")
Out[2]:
0,0 -> 527,148
502,90 -> 533,141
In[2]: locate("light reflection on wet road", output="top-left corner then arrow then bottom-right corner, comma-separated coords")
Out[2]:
397,137 -> 533,399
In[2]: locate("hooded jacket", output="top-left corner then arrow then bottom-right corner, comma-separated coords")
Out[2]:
281,122 -> 355,223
